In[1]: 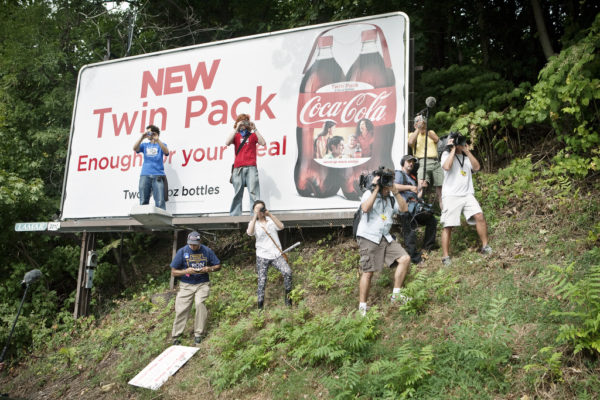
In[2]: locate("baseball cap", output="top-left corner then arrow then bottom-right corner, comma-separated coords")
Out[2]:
401,154 -> 418,165
187,231 -> 201,245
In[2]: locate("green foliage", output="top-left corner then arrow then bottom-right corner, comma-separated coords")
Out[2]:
422,65 -> 520,123
587,222 -> 600,247
206,264 -> 255,323
398,268 -> 458,315
455,295 -> 515,372
325,343 -> 433,399
522,13 -> 600,177
304,250 -> 337,292
475,156 -> 541,220
418,294 -> 516,397
288,309 -> 379,366
423,14 -> 600,177
208,308 -> 380,390
524,346 -> 564,385
543,259 -> 600,354
295,247 -> 357,294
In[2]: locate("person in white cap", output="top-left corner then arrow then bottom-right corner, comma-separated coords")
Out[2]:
171,231 -> 220,346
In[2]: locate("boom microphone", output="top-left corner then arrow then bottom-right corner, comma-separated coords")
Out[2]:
425,97 -> 437,108
22,269 -> 42,286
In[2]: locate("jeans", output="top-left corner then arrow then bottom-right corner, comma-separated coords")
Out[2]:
139,175 -> 166,210
230,166 -> 260,216
401,211 -> 437,264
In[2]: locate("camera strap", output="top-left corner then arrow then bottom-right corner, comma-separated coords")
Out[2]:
235,133 -> 251,156
260,223 -> 288,262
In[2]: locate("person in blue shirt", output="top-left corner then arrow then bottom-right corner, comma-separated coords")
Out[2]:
355,169 -> 411,316
171,231 -> 221,346
133,124 -> 169,210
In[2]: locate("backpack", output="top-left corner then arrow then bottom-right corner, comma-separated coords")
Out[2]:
352,194 -> 395,240
437,134 -> 449,160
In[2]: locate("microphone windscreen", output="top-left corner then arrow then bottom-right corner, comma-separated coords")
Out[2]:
425,97 -> 437,108
23,269 -> 42,285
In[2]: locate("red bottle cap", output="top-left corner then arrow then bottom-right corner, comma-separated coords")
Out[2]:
318,35 -> 333,48
361,29 -> 377,42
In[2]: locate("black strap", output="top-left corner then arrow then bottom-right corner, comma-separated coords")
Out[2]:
455,154 -> 466,169
398,171 -> 407,186
235,133 -> 251,156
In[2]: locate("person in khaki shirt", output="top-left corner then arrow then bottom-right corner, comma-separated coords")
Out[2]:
407,115 -> 444,209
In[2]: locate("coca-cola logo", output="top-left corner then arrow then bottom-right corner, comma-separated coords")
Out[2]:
297,86 -> 396,127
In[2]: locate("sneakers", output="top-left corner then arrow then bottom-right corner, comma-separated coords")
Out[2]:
391,292 -> 412,305
358,305 -> 369,317
480,245 -> 493,255
172,337 -> 181,345
441,256 -> 452,267
194,336 -> 203,346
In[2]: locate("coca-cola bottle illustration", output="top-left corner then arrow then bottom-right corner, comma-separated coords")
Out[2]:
294,35 -> 344,197
341,28 -> 396,200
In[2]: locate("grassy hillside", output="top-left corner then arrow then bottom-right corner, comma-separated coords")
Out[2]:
1,158 -> 599,399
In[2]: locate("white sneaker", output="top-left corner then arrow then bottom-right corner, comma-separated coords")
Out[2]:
358,305 -> 369,316
480,245 -> 493,255
391,292 -> 412,305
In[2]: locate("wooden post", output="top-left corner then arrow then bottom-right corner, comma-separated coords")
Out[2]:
74,232 -> 95,318
170,230 -> 178,290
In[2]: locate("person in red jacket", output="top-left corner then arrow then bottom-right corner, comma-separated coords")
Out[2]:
226,114 -> 266,216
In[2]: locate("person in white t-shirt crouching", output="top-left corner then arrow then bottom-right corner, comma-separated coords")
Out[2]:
247,200 -> 293,309
440,133 -> 492,267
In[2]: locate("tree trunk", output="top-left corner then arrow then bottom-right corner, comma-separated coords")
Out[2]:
530,0 -> 555,60
475,0 -> 489,67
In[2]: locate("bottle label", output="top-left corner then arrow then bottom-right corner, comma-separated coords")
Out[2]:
297,83 -> 396,168
297,84 -> 396,128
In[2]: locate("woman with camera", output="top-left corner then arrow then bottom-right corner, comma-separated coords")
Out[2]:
247,200 -> 293,310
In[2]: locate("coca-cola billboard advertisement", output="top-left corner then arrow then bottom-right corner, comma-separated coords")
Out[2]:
61,13 -> 408,219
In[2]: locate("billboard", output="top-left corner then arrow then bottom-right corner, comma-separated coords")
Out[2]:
60,12 -> 409,219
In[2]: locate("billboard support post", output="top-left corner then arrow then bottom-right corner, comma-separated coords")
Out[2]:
169,230 -> 178,290
74,232 -> 95,318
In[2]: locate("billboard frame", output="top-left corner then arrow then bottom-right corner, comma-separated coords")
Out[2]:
60,11 -> 410,227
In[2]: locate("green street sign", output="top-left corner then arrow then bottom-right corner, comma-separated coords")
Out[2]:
15,222 -> 48,232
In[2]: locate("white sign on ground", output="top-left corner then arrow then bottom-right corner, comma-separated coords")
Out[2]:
128,345 -> 199,390
61,13 -> 409,219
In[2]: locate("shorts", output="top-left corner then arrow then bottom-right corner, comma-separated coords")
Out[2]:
417,159 -> 444,187
358,237 -> 408,273
440,194 -> 483,227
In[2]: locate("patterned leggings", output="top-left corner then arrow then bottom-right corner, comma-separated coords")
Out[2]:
256,255 -> 293,303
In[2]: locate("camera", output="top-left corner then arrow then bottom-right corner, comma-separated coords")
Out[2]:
237,120 -> 251,132
359,166 -> 395,191
445,131 -> 467,151
413,199 -> 434,216
259,206 -> 266,213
